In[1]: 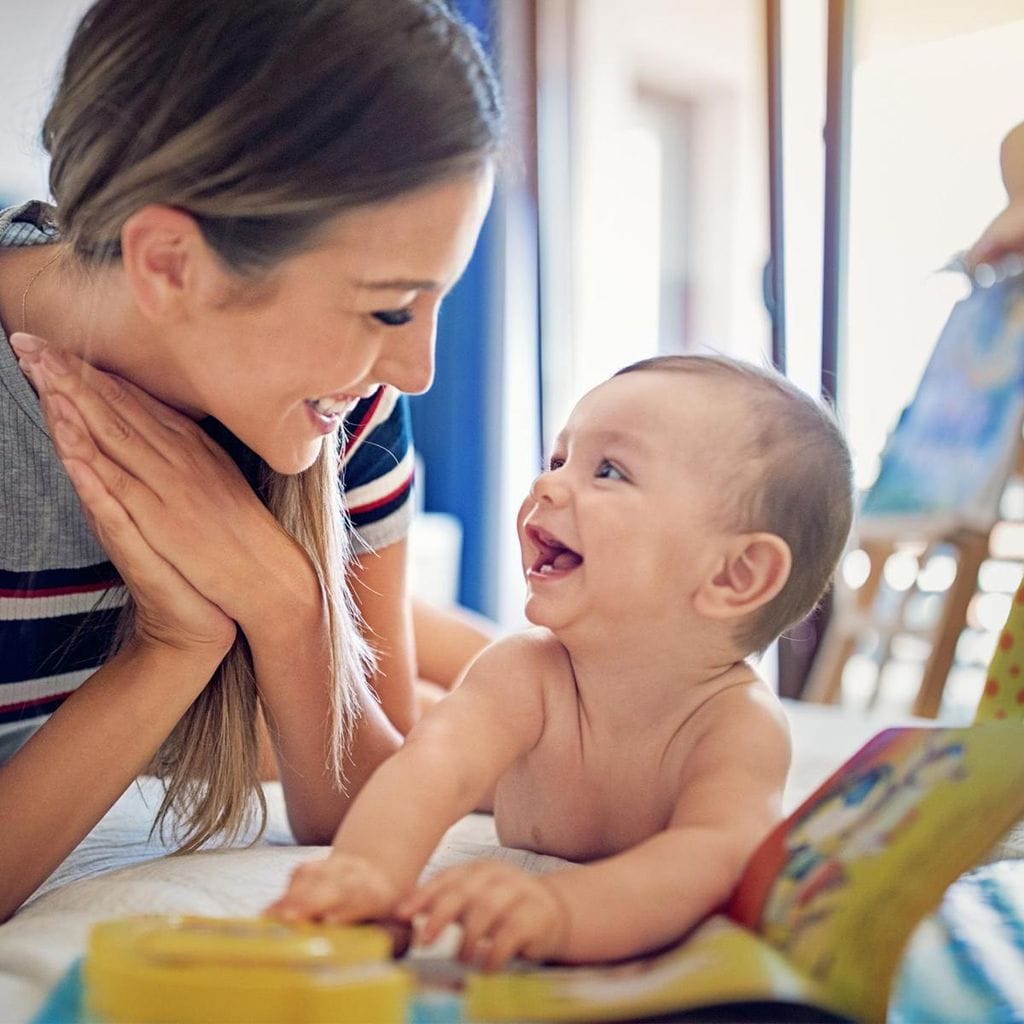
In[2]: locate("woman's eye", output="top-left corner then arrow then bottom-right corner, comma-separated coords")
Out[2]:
372,308 -> 414,327
596,460 -> 626,481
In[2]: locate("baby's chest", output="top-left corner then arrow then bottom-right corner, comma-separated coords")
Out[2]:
493,743 -> 677,862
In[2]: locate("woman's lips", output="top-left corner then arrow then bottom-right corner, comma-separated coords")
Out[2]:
304,398 -> 352,435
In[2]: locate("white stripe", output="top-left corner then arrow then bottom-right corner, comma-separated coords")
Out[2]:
0,667 -> 96,719
342,386 -> 399,465
345,446 -> 414,513
0,586 -> 127,620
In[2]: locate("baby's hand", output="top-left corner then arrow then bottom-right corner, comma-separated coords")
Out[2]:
399,861 -> 569,971
266,852 -> 399,924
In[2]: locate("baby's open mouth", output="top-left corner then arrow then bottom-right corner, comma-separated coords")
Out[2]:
528,525 -> 583,575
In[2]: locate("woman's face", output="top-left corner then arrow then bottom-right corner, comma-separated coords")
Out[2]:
172,166 -> 494,473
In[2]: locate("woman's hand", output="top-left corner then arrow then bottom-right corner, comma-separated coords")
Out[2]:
399,861 -> 569,970
11,331 -> 302,652
965,201 -> 1024,272
966,122 -> 1024,272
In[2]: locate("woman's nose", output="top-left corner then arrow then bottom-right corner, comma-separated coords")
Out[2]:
375,319 -> 436,395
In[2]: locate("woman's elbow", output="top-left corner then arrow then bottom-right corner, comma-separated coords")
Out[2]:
0,889 -> 25,925
288,820 -> 337,846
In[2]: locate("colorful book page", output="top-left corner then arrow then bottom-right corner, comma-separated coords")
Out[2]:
729,723 -> 1024,1022
464,916 -> 835,1022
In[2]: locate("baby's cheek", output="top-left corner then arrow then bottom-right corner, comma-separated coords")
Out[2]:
515,496 -> 534,557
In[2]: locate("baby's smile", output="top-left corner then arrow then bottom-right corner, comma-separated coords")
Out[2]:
525,524 -> 583,578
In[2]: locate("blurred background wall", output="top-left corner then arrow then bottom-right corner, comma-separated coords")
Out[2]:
4,1 -> 1024,707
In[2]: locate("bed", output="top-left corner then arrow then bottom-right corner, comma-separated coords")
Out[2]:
0,700 -> 1019,1022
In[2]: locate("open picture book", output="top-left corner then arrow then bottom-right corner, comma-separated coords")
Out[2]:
464,721 -> 1024,1023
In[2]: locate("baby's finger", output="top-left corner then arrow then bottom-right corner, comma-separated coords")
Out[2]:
321,889 -> 387,925
481,905 -> 544,971
416,884 -> 478,946
399,870 -> 460,919
459,889 -> 522,961
267,880 -> 341,923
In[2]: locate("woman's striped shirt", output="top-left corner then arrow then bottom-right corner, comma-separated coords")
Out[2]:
0,201 -> 414,750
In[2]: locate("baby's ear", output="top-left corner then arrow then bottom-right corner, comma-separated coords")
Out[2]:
694,533 -> 792,621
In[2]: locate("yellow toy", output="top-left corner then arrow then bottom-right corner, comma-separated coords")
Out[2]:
83,915 -> 410,1023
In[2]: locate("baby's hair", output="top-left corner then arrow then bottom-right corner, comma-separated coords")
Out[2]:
615,355 -> 853,654
41,0 -> 502,851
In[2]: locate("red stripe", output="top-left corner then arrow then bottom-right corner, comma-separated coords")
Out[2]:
0,580 -> 121,599
1,690 -> 74,714
348,388 -> 385,446
348,473 -> 413,515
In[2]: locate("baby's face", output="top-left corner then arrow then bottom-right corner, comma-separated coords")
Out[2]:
517,370 -> 745,637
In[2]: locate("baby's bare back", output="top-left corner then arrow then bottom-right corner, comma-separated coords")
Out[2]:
492,636 -> 786,862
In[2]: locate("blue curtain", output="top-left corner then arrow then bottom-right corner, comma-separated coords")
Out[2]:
408,0 -> 499,616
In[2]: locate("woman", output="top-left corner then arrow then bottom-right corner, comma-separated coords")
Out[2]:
0,0 -> 501,921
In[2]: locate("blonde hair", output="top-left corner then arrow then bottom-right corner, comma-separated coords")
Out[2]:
615,355 -> 853,655
44,0 -> 502,850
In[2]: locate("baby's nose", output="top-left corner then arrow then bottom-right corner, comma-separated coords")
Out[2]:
530,470 -> 567,504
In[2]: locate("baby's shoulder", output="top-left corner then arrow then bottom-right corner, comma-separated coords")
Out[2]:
688,671 -> 791,768
468,627 -> 571,686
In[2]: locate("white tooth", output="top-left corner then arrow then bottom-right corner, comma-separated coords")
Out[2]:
539,564 -> 553,574
312,397 -> 348,416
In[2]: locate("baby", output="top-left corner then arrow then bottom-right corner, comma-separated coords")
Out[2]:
268,354 -> 854,968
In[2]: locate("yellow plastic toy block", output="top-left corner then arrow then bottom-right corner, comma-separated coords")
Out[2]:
83,915 -> 410,1023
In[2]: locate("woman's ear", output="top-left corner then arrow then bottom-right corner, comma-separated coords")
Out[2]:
694,533 -> 792,621
119,205 -> 218,323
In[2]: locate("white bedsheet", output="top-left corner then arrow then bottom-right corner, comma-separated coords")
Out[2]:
0,701 -> 906,1022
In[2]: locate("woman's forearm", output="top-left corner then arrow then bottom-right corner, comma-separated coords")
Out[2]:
0,640 -> 225,923
244,555 -> 402,843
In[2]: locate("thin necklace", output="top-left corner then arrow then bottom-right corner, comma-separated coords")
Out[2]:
20,249 -> 62,334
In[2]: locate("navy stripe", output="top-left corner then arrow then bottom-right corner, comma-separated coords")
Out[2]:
344,394 -> 412,493
0,693 -> 69,727
0,604 -> 121,685
349,487 -> 411,530
0,562 -> 119,591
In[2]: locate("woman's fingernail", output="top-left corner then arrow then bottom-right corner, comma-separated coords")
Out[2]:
10,332 -> 43,354
41,348 -> 69,375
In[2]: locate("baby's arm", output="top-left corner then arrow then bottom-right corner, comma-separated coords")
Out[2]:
406,695 -> 790,968
267,635 -> 546,923
544,700 -> 790,963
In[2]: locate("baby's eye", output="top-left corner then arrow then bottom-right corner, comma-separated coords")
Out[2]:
596,460 -> 626,481
372,308 -> 414,327
547,455 -> 565,471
